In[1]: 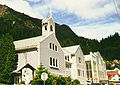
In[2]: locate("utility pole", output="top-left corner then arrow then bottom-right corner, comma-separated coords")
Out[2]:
112,0 -> 120,21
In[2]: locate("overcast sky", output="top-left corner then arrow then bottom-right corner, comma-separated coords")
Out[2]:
0,0 -> 120,41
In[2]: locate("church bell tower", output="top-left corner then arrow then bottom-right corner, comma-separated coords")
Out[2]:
42,7 -> 55,37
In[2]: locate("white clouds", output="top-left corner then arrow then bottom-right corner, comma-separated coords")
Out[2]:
71,22 -> 120,41
26,0 -> 41,2
32,4 -> 50,18
0,0 -> 43,19
1,0 -> 115,20
51,0 -> 115,19
0,0 -> 119,40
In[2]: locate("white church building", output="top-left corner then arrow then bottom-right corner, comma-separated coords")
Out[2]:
13,14 -> 87,84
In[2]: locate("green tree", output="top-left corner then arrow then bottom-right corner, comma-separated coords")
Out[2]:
0,33 -> 17,83
31,64 -> 51,85
31,65 -> 78,85
72,79 -> 80,85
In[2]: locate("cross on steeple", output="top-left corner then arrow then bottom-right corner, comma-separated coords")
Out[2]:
42,3 -> 55,37
49,5 -> 52,17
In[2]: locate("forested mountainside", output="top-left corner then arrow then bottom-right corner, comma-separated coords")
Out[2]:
0,4 -> 120,61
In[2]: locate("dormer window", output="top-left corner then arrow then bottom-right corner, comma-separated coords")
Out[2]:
50,25 -> 53,31
65,55 -> 70,61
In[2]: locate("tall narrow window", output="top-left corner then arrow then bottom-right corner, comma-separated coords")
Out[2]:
50,57 -> 58,68
50,57 -> 52,66
55,45 -> 57,51
50,25 -> 53,31
65,56 -> 67,60
83,71 -> 84,77
68,56 -> 69,61
53,44 -> 54,50
45,25 -> 47,30
78,57 -> 81,63
78,69 -> 81,76
53,58 -> 55,66
56,59 -> 58,67
50,43 -> 52,49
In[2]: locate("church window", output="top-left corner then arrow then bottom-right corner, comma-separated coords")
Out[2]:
45,25 -> 47,30
50,57 -> 52,66
65,55 -> 70,61
78,69 -> 81,76
53,44 -> 54,50
66,63 -> 71,68
56,59 -> 58,67
50,25 -> 53,31
43,22 -> 48,25
78,57 -> 81,63
55,45 -> 57,51
49,57 -> 58,68
53,58 -> 55,66
50,43 -> 52,49
68,56 -> 69,61
49,43 -> 58,52
65,56 -> 67,60
45,23 -> 48,24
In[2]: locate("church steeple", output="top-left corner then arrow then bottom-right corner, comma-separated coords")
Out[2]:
42,6 -> 55,37
49,5 -> 52,17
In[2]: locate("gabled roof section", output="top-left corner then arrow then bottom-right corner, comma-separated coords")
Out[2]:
20,63 -> 35,71
13,63 -> 35,73
14,36 -> 43,51
14,33 -> 54,51
62,45 -> 79,54
62,49 -> 71,54
84,55 -> 91,61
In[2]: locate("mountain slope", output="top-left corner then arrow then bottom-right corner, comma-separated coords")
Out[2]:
100,33 -> 120,60
0,4 -> 120,61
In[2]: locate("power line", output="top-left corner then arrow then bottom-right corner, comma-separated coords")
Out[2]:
112,0 -> 120,21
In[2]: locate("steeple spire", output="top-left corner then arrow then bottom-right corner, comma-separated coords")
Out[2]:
42,1 -> 55,37
49,5 -> 52,17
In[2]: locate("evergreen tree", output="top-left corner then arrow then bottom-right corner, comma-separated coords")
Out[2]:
31,65 -> 76,85
0,33 -> 17,83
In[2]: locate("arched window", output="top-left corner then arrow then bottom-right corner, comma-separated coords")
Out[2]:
55,45 -> 57,51
45,25 -> 47,30
78,57 -> 81,63
49,43 -> 52,49
50,25 -> 53,31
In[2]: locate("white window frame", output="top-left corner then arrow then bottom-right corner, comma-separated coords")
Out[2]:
65,55 -> 70,61
49,43 -> 52,49
49,42 -> 58,52
49,57 -> 59,68
55,45 -> 58,51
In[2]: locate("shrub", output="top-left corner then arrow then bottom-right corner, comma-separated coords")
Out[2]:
72,79 -> 80,85
31,65 -> 80,85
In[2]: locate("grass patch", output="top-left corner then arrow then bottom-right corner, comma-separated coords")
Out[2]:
0,83 -> 5,85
